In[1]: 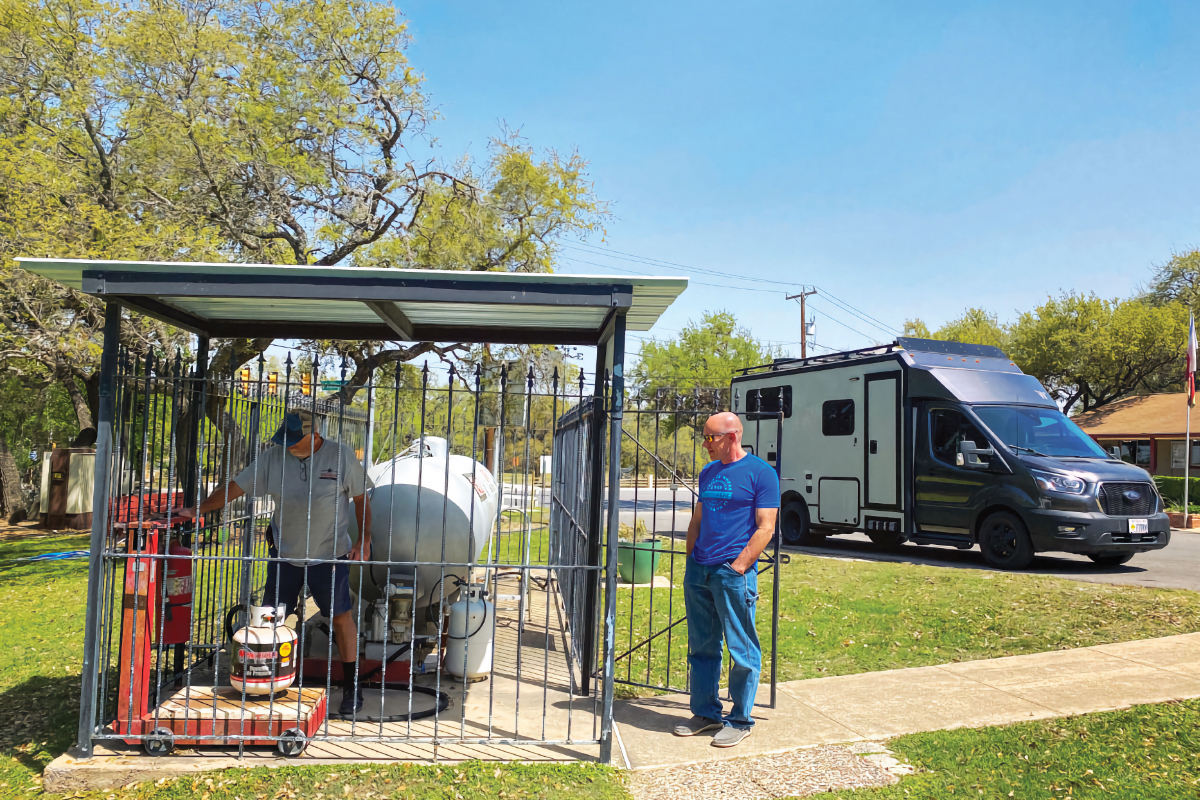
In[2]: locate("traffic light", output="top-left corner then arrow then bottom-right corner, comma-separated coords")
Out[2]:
301,373 -> 312,396
238,367 -> 251,396
268,371 -> 279,396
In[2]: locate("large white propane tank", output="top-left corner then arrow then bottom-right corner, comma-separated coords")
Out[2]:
446,583 -> 494,680
230,605 -> 298,695
354,437 -> 498,614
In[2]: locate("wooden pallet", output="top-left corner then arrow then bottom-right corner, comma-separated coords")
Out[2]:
135,685 -> 326,746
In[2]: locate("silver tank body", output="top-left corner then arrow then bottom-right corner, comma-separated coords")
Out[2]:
351,438 -> 497,611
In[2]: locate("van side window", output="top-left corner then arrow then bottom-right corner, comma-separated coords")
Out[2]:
930,409 -> 990,466
747,386 -> 793,420
821,399 -> 854,436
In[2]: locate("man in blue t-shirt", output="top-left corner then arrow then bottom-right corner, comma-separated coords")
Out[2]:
673,411 -> 780,748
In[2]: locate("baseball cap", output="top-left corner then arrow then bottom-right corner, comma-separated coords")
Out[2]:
272,409 -> 314,447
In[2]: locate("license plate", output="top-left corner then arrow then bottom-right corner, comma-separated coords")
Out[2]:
1129,519 -> 1148,534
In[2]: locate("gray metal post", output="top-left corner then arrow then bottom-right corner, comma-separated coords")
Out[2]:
77,301 -> 122,757
182,337 -> 209,511
599,314 -> 626,764
579,343 -> 609,696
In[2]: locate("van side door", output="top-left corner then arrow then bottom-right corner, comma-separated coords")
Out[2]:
914,404 -> 995,538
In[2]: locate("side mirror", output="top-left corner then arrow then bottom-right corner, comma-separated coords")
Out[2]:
957,439 -> 995,470
1108,446 -> 1121,460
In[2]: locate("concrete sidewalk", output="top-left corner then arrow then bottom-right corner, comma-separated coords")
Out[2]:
613,632 -> 1200,770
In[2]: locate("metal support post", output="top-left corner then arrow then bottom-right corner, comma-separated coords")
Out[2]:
182,337 -> 210,511
599,314 -> 626,764
77,301 -> 122,757
579,343 -> 609,697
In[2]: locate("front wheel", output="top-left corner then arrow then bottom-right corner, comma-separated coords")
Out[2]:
144,727 -> 174,757
978,511 -> 1035,570
1087,553 -> 1134,567
780,498 -> 824,546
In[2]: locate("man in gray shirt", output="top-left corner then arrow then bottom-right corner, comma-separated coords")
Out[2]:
181,408 -> 373,715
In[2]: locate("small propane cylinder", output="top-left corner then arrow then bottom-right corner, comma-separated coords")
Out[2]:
229,605 -> 299,695
446,584 -> 494,680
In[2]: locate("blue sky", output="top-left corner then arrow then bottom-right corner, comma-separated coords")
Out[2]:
399,0 -> 1200,359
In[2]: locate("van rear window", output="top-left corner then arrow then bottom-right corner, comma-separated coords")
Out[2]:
822,399 -> 854,436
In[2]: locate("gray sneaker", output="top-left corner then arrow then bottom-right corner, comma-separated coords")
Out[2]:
672,716 -> 723,737
711,726 -> 752,747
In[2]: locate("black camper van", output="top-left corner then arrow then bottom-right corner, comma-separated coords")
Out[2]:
731,338 -> 1170,570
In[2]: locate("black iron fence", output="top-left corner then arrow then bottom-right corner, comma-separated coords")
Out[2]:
79,342 -> 615,760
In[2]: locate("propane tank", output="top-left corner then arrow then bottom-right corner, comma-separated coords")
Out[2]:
228,605 -> 298,695
355,437 -> 497,615
446,584 -> 494,680
157,541 -> 192,644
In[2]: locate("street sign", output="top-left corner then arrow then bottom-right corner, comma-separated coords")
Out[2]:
319,380 -> 347,390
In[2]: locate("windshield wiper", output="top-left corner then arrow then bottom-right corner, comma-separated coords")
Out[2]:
1008,445 -> 1049,457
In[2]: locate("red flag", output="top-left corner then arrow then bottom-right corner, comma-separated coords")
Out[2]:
1189,314 -> 1197,408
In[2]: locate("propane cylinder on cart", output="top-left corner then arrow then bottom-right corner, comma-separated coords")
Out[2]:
446,584 -> 494,680
228,605 -> 299,695
156,541 -> 192,644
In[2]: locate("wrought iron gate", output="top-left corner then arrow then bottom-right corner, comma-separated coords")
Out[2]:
552,389 -> 786,708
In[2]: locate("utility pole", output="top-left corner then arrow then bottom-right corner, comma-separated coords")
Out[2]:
787,288 -> 818,359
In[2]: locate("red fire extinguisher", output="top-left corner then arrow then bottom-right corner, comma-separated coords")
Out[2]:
159,542 -> 192,644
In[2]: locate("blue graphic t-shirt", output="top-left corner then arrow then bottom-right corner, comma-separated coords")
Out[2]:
693,454 -> 781,566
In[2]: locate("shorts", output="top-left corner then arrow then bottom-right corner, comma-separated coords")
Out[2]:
262,543 -> 353,620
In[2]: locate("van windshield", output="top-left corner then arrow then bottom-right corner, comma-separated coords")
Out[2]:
972,405 -> 1108,459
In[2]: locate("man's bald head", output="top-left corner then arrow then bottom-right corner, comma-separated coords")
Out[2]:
702,411 -> 745,463
705,412 -> 743,435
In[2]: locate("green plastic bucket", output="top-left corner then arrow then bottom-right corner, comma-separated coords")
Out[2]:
617,539 -> 661,585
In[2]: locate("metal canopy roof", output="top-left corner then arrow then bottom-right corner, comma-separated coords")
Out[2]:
16,258 -> 689,345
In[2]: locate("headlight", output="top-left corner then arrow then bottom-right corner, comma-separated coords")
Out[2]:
1030,468 -> 1086,494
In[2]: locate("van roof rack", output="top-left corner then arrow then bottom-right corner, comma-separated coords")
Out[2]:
737,342 -> 900,375
736,337 -> 1009,376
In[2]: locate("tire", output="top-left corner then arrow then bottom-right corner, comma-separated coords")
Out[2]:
977,511 -> 1035,570
277,728 -> 307,757
1087,553 -> 1134,567
867,531 -> 906,551
143,727 -> 174,757
780,498 -> 824,546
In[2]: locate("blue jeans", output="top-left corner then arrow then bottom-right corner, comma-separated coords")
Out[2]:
684,553 -> 761,729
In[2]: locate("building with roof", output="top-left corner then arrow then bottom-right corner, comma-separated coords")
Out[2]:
1074,393 -> 1198,476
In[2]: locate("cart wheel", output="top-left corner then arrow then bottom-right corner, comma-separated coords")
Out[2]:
144,727 -> 174,757
277,728 -> 307,757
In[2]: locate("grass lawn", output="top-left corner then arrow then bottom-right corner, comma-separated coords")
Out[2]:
811,698 -> 1200,799
3,531 -> 1200,797
611,548 -> 1200,696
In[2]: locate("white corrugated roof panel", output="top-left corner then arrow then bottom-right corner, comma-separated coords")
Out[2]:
15,257 -> 688,340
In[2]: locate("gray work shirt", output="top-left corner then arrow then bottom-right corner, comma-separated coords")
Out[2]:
232,440 -> 372,564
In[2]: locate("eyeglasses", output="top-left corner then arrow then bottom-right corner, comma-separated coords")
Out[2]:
702,432 -> 735,443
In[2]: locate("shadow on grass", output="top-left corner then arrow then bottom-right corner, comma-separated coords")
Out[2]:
0,673 -> 80,777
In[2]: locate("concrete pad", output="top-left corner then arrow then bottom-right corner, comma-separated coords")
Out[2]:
941,642 -> 1200,715
985,663 -> 1200,716
780,665 -> 1058,740
1092,633 -> 1200,679
614,684 -> 862,770
938,647 -> 1131,688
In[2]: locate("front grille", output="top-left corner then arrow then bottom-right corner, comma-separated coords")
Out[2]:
1098,482 -> 1157,516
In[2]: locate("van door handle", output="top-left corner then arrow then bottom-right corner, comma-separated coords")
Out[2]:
869,440 -> 878,454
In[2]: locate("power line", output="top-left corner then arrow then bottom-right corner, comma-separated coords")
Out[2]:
559,256 -> 784,294
562,242 -> 904,333
809,295 -> 899,339
563,243 -> 800,288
